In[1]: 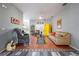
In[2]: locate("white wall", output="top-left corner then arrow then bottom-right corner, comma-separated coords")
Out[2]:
35,24 -> 44,32
52,3 -> 79,49
0,3 -> 23,51
0,4 -> 23,29
23,15 -> 30,34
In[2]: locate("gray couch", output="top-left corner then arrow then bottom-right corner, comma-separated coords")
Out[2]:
13,28 -> 29,45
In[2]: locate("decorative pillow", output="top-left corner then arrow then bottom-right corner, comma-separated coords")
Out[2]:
51,32 -> 56,37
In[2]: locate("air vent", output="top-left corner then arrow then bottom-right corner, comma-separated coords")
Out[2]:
62,3 -> 67,6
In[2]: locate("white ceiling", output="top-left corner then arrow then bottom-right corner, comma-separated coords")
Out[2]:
13,3 -> 65,19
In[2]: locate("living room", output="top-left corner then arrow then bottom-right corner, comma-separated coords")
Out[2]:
0,3 -> 79,56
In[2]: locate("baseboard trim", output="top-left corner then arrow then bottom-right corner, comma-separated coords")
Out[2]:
70,45 -> 79,51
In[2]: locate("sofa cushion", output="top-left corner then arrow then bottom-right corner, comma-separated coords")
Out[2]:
50,32 -> 56,37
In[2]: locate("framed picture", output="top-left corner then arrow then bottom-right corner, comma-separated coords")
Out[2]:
57,18 -> 62,29
11,17 -> 20,25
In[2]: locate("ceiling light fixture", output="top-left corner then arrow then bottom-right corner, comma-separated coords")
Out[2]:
39,16 -> 43,19
2,4 -> 7,8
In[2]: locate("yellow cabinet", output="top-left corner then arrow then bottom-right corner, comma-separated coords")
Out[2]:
43,23 -> 52,36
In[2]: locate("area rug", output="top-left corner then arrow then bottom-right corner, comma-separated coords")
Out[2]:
16,35 -> 76,52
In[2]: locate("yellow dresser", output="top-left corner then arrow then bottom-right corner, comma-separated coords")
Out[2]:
43,23 -> 52,36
